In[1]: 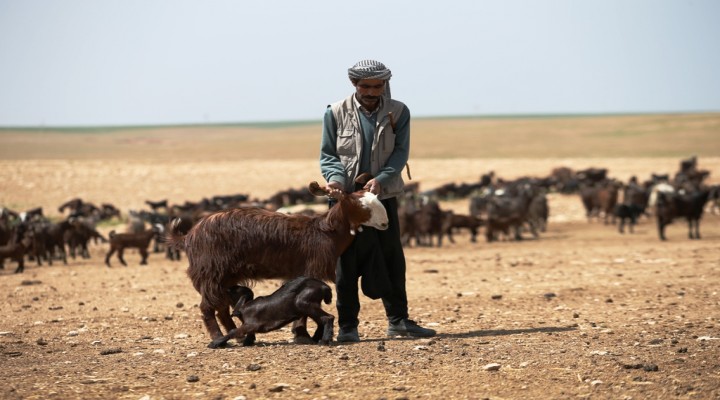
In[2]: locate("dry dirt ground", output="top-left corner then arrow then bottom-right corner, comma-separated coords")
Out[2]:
1,118 -> 720,399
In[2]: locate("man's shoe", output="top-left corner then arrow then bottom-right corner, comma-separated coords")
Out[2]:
387,319 -> 436,338
336,327 -> 360,343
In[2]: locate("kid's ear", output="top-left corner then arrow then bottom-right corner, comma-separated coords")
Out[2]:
308,181 -> 329,197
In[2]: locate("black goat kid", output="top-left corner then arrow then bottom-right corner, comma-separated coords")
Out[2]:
208,276 -> 334,349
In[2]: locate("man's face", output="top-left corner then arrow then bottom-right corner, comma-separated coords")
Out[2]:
353,79 -> 385,110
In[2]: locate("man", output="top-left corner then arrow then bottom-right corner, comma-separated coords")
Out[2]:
319,59 -> 436,342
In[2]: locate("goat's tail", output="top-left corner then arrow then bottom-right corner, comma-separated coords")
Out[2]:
165,217 -> 192,250
108,230 -> 116,239
322,284 -> 332,305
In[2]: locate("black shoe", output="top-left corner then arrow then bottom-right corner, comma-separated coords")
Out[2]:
387,319 -> 436,338
337,327 -> 360,343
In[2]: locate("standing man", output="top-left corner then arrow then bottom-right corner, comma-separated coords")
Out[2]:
320,59 -> 436,342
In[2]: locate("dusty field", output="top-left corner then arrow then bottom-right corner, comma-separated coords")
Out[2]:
1,115 -> 720,399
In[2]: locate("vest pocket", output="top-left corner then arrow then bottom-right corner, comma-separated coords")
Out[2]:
337,129 -> 356,156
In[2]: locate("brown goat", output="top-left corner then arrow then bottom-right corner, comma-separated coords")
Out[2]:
209,276 -> 334,349
165,176 -> 388,346
105,225 -> 160,267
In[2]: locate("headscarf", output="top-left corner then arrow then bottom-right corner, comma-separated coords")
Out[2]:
348,59 -> 392,98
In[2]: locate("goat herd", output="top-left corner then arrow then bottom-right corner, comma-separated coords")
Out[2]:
400,155 -> 718,246
1,156 -> 718,276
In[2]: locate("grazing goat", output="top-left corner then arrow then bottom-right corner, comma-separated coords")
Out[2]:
105,225 -> 161,267
166,175 -> 388,346
443,211 -> 484,244
209,276 -> 334,349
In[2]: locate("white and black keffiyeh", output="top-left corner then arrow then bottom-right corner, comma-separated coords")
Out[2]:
348,59 -> 392,98
348,59 -> 392,81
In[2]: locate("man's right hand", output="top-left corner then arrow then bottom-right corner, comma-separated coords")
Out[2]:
327,181 -> 344,191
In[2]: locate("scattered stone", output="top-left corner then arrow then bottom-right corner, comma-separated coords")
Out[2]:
677,347 -> 688,353
377,341 -> 386,352
483,363 -> 501,371
339,354 -> 349,360
423,269 -> 439,273
269,383 -> 289,392
49,306 -> 63,311
186,375 -> 199,383
36,338 -> 48,346
544,293 -> 556,299
0,332 -> 13,336
174,333 -> 189,339
20,280 -> 42,286
247,364 -> 262,371
643,364 -> 659,372
186,352 -> 198,358
491,294 -> 502,300
100,348 -> 122,355
605,298 -> 613,303
67,331 -> 79,337
414,345 -> 428,351
176,302 -> 184,308
649,338 -> 663,345
590,380 -> 603,387
573,313 -> 580,318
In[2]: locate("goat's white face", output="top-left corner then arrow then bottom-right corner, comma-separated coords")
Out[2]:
359,192 -> 389,230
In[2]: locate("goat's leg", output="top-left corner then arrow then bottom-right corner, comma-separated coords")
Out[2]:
658,219 -> 667,241
216,306 -> 237,335
200,300 -> 224,341
291,317 -> 314,344
208,327 -> 239,349
14,257 -> 24,273
139,248 -> 149,265
691,219 -> 700,239
309,311 -> 335,345
81,242 -> 90,259
105,248 -> 115,267
117,248 -> 127,266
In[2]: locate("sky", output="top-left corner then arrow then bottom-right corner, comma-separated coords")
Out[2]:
0,0 -> 719,127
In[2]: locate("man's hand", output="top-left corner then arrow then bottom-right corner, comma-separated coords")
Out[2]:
363,178 -> 382,195
327,181 -> 344,191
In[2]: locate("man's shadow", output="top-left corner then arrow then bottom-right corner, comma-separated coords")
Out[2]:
360,325 -> 578,343
216,325 -> 578,347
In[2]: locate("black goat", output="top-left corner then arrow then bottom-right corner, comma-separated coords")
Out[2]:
656,187 -> 711,240
208,276 -> 334,349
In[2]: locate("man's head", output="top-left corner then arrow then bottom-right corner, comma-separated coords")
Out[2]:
348,59 -> 391,111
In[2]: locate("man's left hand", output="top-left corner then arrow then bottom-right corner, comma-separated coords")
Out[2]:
363,179 -> 382,195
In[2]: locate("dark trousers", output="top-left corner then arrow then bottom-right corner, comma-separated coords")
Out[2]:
334,197 -> 409,329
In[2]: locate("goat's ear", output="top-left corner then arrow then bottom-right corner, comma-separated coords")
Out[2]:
308,181 -> 329,197
354,173 -> 374,186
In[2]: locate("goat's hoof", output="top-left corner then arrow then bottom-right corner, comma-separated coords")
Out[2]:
293,335 -> 316,345
207,340 -> 227,349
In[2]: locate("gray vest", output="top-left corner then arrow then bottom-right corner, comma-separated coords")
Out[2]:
329,94 -> 407,199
